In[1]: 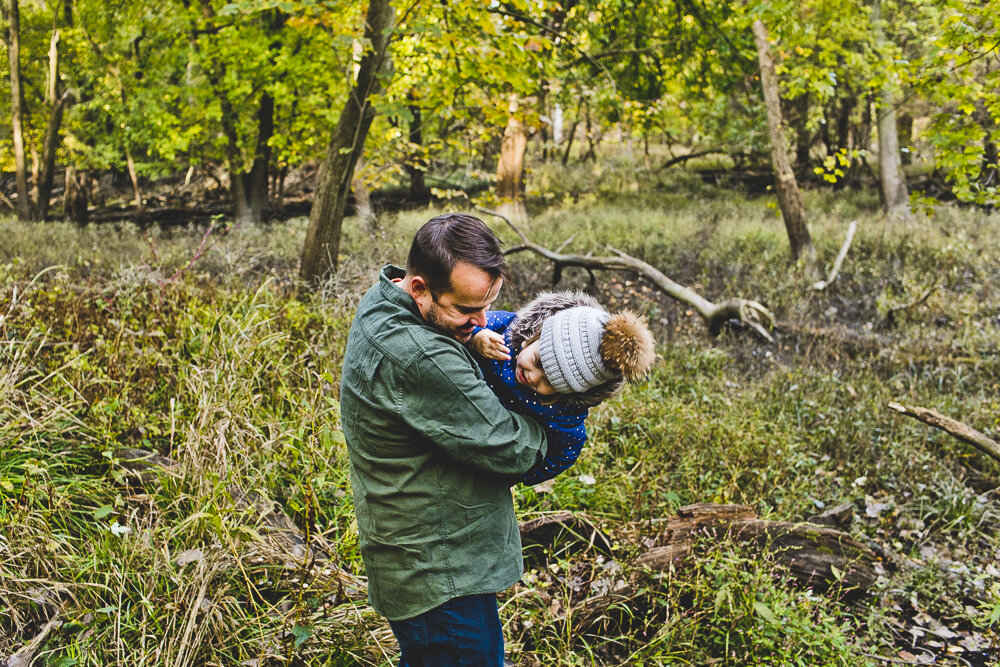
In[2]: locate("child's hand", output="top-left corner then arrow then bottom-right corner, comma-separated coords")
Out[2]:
470,330 -> 511,361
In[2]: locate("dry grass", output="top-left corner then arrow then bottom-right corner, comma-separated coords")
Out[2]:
1,168 -> 999,664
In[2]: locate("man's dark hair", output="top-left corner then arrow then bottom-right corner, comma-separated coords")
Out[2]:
407,213 -> 510,295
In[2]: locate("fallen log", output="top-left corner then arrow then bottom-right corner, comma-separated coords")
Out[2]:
514,503 -> 883,638
520,511 -> 614,560
888,401 -> 1000,464
637,503 -> 879,590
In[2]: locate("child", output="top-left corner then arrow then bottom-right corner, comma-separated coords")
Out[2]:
469,291 -> 655,485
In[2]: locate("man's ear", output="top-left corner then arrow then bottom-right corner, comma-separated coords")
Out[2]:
410,275 -> 429,298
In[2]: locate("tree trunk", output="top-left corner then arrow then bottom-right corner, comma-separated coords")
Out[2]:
972,100 -> 998,190
64,165 -> 89,222
352,156 -> 375,231
751,19 -> 816,272
872,0 -> 910,218
233,91 -> 274,224
276,165 -> 287,212
125,145 -> 143,210
561,120 -> 578,166
46,24 -> 58,103
405,97 -> 427,200
898,113 -> 913,165
299,0 -> 395,284
582,103 -> 598,162
836,91 -> 852,153
33,90 -> 71,221
4,0 -> 31,221
793,93 -> 810,173
876,90 -> 909,216
495,94 -> 528,223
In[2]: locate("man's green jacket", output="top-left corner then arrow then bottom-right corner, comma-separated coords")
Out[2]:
340,265 -> 548,620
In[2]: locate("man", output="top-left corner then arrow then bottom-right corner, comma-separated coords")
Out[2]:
340,212 -> 548,666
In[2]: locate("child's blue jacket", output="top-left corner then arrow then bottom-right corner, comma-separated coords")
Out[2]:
474,310 -> 588,485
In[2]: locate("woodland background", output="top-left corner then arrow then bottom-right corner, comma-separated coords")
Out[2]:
1,0 -> 999,665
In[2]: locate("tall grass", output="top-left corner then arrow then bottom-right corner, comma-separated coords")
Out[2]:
1,167 -> 999,664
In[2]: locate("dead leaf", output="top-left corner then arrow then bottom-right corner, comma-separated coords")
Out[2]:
532,480 -> 555,494
176,548 -> 204,566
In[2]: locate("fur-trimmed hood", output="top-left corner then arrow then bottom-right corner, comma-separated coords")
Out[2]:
508,291 -> 624,410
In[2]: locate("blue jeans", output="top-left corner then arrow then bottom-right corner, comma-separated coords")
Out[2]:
388,593 -> 504,667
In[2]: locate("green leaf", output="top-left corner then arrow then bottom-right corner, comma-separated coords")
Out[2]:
291,624 -> 312,649
714,585 -> 730,613
93,505 -> 114,519
234,525 -> 264,542
96,606 -> 117,613
753,601 -> 779,625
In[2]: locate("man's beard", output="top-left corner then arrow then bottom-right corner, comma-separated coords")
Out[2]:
426,302 -> 474,342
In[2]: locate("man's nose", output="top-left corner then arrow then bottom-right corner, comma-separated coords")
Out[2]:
469,309 -> 487,328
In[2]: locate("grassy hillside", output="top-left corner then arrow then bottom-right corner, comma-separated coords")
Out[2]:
2,165 -> 999,665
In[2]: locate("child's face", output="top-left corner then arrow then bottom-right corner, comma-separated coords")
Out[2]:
515,340 -> 558,396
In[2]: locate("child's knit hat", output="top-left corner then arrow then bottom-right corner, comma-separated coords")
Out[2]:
538,305 -> 655,394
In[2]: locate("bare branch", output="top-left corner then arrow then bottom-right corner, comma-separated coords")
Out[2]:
476,207 -> 775,341
887,283 -> 938,315
812,220 -> 858,290
888,402 -> 1000,464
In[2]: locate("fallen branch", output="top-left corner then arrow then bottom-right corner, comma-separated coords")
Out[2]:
812,220 -> 858,290
887,283 -> 938,316
777,322 -> 893,353
887,401 -> 1000,463
659,149 -> 723,170
476,207 -> 776,342
1,614 -> 62,667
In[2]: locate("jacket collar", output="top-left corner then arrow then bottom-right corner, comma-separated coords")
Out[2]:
378,264 -> 423,320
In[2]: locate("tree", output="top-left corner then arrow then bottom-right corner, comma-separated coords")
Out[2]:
496,93 -> 529,222
872,0 -> 909,217
752,18 -> 817,271
300,0 -> 396,283
3,0 -> 30,220
3,0 -> 72,221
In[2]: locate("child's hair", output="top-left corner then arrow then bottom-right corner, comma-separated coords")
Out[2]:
510,291 -> 656,407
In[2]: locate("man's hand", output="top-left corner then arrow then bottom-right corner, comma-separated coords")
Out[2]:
470,329 -> 511,361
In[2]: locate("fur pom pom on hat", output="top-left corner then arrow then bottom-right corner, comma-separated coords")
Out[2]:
600,310 -> 656,380
538,304 -> 656,395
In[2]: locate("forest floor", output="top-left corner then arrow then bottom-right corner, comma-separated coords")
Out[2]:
1,160 -> 999,666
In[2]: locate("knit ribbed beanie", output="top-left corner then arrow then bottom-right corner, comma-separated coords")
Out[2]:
538,306 -> 616,394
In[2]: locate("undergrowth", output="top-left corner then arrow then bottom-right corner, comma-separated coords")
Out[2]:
1,167 -> 999,665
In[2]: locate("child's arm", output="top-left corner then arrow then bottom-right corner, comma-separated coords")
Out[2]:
469,329 -> 510,361
520,413 -> 587,486
468,310 -> 517,360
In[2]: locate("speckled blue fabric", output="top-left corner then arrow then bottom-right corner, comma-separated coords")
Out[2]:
473,310 -> 588,486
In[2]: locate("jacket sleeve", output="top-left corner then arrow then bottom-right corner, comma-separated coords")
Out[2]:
520,412 -> 587,486
400,345 -> 548,476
